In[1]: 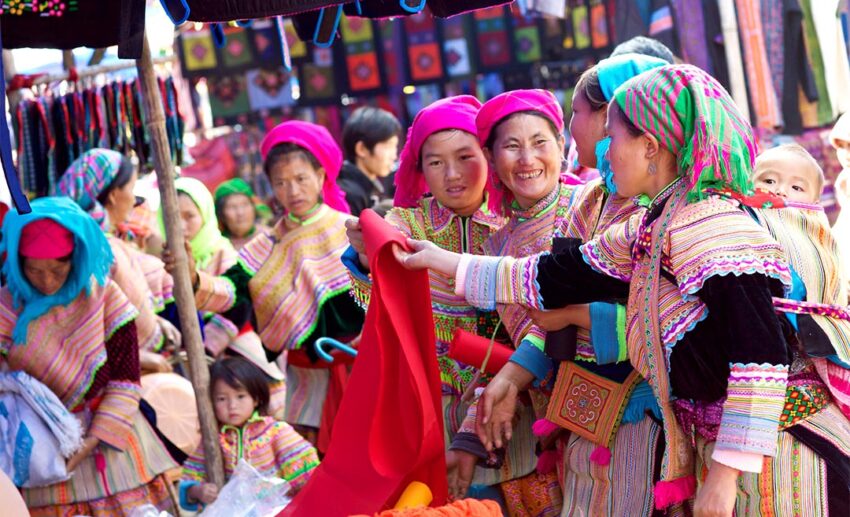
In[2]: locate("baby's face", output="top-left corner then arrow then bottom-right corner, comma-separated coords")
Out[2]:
753,152 -> 820,204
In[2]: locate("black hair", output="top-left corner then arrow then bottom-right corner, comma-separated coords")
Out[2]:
610,36 -> 675,64
612,103 -> 644,137
263,142 -> 322,178
97,155 -> 136,206
342,106 -> 402,162
483,110 -> 562,150
574,67 -> 607,112
209,357 -> 271,415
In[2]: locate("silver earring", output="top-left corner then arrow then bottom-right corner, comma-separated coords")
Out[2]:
648,162 -> 657,175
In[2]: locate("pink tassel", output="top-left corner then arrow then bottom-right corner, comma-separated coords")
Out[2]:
532,418 -> 560,437
653,476 -> 696,509
536,450 -> 558,474
589,445 -> 611,466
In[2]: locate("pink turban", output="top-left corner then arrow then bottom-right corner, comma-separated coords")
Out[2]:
475,89 -> 569,214
19,218 -> 75,259
394,95 -> 500,209
260,120 -> 351,214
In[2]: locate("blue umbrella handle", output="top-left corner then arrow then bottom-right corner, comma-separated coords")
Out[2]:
314,337 -> 358,363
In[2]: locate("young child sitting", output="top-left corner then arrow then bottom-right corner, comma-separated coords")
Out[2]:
179,357 -> 319,511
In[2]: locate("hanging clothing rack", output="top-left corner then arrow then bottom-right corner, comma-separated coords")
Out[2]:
8,55 -> 175,91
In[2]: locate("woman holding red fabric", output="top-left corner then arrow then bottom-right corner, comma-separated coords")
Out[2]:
165,121 -> 364,449
0,198 -> 177,516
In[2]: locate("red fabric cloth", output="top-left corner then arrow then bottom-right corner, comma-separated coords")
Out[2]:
280,209 -> 447,516
448,329 -> 513,376
19,218 -> 75,259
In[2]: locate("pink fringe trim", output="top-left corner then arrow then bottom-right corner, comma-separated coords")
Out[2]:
653,476 -> 696,509
532,418 -> 560,437
589,445 -> 611,466
536,450 -> 558,474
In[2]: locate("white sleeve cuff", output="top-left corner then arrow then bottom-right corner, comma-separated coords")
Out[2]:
454,253 -> 474,297
711,448 -> 764,473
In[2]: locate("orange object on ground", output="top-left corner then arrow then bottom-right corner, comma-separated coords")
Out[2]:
351,498 -> 503,517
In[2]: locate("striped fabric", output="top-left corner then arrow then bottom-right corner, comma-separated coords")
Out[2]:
22,409 -> 176,507
182,415 -> 319,492
483,182 -> 577,350
734,0 -> 781,128
0,280 -> 137,410
352,197 -> 503,396
28,474 -> 175,517
716,363 -> 789,455
695,403 -> 850,515
90,380 -> 143,450
284,366 -> 330,428
57,148 -> 125,231
241,205 -> 353,353
559,417 -> 661,516
109,236 -> 165,352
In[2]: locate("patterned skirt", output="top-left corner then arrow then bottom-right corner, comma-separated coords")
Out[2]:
694,403 -> 850,515
23,411 -> 177,512
28,474 -> 176,517
557,416 -> 662,517
284,364 -> 329,428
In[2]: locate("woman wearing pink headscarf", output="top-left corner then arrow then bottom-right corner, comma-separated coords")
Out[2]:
343,95 -> 509,501
166,121 -> 364,451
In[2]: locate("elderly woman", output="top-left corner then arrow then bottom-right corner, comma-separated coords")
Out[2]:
214,177 -> 272,251
165,121 -> 364,451
0,197 -> 176,516
58,149 -> 178,374
400,65 -> 850,516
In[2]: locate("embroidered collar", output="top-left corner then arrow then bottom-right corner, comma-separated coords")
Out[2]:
636,177 -> 686,209
425,196 -> 503,233
286,203 -> 323,226
220,411 -> 265,460
510,183 -> 560,222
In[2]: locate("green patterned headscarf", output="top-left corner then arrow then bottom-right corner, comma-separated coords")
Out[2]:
613,64 -> 756,201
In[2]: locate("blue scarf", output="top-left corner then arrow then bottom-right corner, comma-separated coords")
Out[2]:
1,197 -> 114,344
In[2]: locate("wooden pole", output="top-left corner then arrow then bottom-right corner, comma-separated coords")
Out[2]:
135,34 -> 225,487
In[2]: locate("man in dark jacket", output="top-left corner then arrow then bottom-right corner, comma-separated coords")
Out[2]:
338,106 -> 402,216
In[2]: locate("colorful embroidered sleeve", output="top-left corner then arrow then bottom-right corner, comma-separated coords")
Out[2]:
181,443 -> 208,483
271,422 -> 320,492
668,198 -> 792,297
589,302 -> 628,364
457,254 -> 545,311
579,214 -> 641,282
696,273 -> 791,468
342,245 -> 373,309
194,269 -> 239,313
510,336 -> 553,383
90,321 -> 142,450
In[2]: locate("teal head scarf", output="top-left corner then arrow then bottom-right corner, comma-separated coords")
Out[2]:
593,53 -> 668,194
1,197 -> 114,344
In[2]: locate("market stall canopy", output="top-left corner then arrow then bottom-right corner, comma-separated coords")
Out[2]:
0,0 -> 145,58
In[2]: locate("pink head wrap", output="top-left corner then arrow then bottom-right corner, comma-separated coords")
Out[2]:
394,95 -> 500,209
475,89 -> 567,215
260,120 -> 351,214
19,218 -> 75,259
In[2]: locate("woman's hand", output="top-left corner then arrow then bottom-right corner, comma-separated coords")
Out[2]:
161,240 -> 198,286
393,239 -> 462,277
476,363 -> 534,451
188,482 -> 219,506
158,316 -> 182,349
445,449 -> 477,501
66,436 -> 100,473
529,305 -> 591,331
140,350 -> 173,374
344,218 -> 370,270
694,461 -> 739,517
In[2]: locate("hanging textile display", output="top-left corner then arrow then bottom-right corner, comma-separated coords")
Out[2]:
298,46 -> 340,103
404,9 -> 444,82
589,0 -> 610,49
512,15 -> 543,63
15,77 -> 184,198
1,0 -> 145,58
571,1 -> 592,49
442,15 -> 473,77
378,19 -> 405,88
340,16 -> 384,94
474,6 -> 513,70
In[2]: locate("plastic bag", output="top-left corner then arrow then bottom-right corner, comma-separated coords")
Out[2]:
199,459 -> 292,517
127,504 -> 174,517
